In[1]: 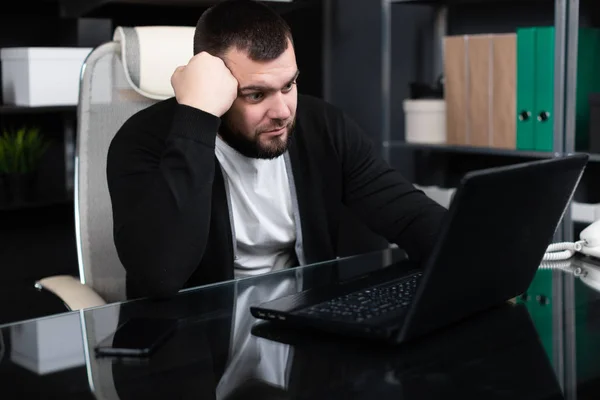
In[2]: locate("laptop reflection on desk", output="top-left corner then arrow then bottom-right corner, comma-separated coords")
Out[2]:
251,302 -> 564,400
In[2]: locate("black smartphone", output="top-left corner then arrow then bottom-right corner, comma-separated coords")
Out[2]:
94,317 -> 178,357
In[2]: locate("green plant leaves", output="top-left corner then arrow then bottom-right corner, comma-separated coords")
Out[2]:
0,126 -> 51,174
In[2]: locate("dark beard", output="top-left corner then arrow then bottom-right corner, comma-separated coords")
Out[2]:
219,116 -> 295,159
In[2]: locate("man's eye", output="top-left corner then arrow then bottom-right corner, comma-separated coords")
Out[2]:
247,93 -> 264,101
283,82 -> 295,92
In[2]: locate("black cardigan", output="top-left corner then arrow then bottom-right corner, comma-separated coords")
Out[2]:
107,94 -> 447,299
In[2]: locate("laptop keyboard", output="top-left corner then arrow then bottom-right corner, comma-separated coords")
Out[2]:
296,272 -> 423,323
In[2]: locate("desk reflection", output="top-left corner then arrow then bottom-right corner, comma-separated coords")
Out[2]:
85,272 -> 564,399
0,250 -> 571,399
9,313 -> 85,375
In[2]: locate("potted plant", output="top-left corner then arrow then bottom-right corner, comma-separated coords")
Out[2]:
0,126 -> 51,204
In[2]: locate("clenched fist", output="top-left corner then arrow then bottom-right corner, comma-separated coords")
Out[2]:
171,52 -> 238,117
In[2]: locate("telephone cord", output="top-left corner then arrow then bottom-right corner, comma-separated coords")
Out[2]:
542,240 -> 586,261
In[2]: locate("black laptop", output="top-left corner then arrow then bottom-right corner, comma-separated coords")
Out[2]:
250,154 -> 588,344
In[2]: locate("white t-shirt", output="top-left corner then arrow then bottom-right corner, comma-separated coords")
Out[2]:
214,136 -> 297,277
214,136 -> 298,397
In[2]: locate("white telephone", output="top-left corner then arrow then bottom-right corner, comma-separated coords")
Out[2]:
543,219 -> 600,261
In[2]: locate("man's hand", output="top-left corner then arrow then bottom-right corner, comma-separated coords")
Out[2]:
171,52 -> 238,117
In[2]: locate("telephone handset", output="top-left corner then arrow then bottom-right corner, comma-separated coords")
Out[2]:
543,219 -> 600,261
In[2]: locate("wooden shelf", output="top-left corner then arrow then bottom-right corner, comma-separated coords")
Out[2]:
386,141 -> 557,158
0,105 -> 76,115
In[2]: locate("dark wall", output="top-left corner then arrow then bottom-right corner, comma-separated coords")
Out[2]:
324,0 -> 434,182
323,0 -> 391,255
325,0 -> 384,153
324,0 -> 434,172
284,2 -> 323,99
390,4 -> 436,143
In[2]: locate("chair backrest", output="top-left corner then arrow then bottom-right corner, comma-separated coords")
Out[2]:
76,26 -> 194,302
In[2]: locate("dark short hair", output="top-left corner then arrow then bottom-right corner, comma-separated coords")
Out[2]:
193,0 -> 293,60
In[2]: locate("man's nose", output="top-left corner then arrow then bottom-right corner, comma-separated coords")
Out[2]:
267,93 -> 291,121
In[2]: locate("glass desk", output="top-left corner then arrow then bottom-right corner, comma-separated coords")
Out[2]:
0,248 -> 599,399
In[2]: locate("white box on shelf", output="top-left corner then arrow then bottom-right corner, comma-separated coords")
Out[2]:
572,201 -> 600,224
403,99 -> 446,144
1,47 -> 92,107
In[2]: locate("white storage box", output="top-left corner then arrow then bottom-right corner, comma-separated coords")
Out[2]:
1,47 -> 92,106
403,99 -> 446,144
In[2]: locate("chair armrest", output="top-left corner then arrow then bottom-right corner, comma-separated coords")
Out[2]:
35,275 -> 106,311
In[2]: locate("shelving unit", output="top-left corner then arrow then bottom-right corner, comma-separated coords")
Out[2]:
380,0 -> 579,241
379,0 -> 600,394
387,141 -> 557,158
0,104 -> 77,209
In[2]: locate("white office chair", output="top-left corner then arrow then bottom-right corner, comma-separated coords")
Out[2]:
35,25 -> 196,310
